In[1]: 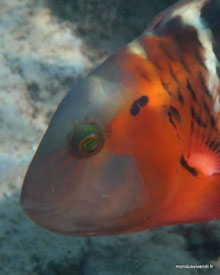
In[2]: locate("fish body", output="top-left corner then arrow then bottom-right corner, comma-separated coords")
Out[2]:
21,0 -> 220,235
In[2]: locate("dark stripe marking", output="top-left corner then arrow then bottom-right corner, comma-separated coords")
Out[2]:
213,142 -> 220,151
209,140 -> 215,149
199,72 -> 212,99
170,66 -> 180,85
180,155 -> 198,176
187,80 -> 197,102
190,120 -> 194,133
168,111 -> 177,129
159,44 -> 174,60
169,105 -> 181,122
191,106 -> 195,118
203,101 -> 210,115
153,19 -> 163,31
139,70 -> 150,82
177,89 -> 184,105
161,82 -> 172,96
210,115 -> 215,128
180,54 -> 191,74
208,140 -> 220,151
194,49 -> 207,70
167,105 -> 181,130
191,106 -> 207,128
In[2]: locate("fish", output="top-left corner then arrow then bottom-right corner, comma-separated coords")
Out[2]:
20,0 -> 220,236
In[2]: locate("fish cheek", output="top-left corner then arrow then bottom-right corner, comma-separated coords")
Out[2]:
21,140 -> 153,235
69,153 -> 150,232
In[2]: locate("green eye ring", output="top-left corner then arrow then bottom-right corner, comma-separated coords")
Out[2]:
70,122 -> 105,158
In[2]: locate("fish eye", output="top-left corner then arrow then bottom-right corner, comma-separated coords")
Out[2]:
70,122 -> 105,157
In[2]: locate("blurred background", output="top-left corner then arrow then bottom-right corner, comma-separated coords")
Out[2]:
1,0 -> 220,274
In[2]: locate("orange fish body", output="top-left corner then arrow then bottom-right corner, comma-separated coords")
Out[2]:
21,0 -> 220,235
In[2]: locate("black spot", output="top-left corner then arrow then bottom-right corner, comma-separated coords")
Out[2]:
187,80 -> 197,102
137,96 -> 149,107
130,95 -> 149,116
130,103 -> 140,116
180,155 -> 198,176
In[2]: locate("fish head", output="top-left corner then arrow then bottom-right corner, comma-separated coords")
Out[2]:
21,0 -> 220,235
20,51 -> 181,235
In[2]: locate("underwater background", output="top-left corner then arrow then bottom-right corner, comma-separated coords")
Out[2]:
1,0 -> 220,274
